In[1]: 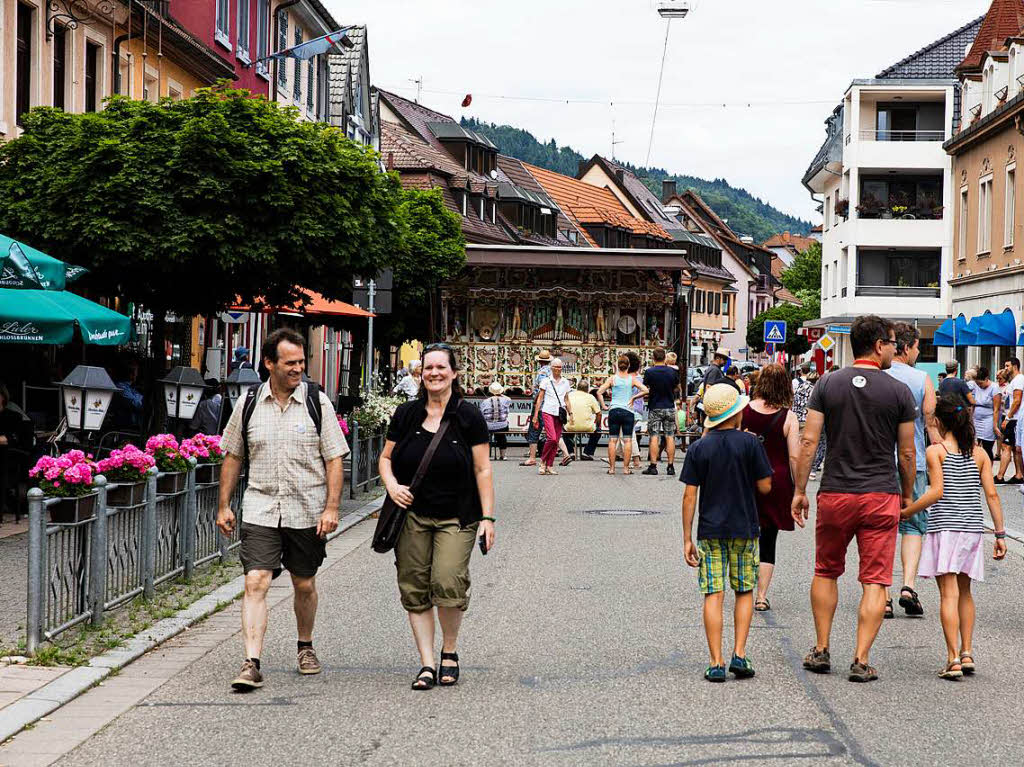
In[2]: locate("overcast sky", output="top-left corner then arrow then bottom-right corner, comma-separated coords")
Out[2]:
325,0 -> 991,225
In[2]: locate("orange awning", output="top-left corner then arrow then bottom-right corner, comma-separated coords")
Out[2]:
231,288 -> 374,318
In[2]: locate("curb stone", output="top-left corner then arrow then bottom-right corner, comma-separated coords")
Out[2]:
0,495 -> 383,744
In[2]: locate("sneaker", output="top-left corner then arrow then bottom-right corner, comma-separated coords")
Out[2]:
808,471 -> 817,481
704,664 -> 727,683
231,659 -> 264,690
802,646 -> 831,674
297,647 -> 322,675
729,654 -> 755,679
848,659 -> 878,683
666,464 -> 675,476
580,454 -> 595,461
642,464 -> 658,476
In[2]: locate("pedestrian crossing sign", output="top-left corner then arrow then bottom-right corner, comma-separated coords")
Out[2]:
764,320 -> 786,344
818,334 -> 835,352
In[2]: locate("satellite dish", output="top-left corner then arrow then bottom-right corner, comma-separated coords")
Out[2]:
489,169 -> 498,180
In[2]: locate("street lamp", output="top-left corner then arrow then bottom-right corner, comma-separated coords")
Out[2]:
158,366 -> 207,421
59,365 -> 119,431
224,366 -> 261,405
656,0 -> 690,18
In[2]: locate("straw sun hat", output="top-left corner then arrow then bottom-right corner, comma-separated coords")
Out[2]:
703,383 -> 749,429
488,381 -> 505,395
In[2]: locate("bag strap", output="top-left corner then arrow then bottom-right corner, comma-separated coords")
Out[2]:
408,419 -> 451,494
240,385 -> 260,464
305,384 -> 323,437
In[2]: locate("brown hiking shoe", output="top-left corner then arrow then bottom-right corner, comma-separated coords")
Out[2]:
848,659 -> 878,683
802,646 -> 831,674
297,646 -> 322,675
231,660 -> 263,691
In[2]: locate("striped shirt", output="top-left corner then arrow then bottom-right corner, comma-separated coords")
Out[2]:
926,448 -> 985,534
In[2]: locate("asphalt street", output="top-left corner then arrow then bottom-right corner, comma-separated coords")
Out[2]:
49,459 -> 1024,767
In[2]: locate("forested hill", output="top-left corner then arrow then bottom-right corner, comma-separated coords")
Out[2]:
461,117 -> 812,243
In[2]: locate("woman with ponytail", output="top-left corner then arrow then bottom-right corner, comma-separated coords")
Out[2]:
900,393 -> 1007,680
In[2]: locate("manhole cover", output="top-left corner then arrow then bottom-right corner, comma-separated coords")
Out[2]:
583,509 -> 661,516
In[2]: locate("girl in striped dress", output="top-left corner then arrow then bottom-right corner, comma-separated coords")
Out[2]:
901,394 -> 1008,680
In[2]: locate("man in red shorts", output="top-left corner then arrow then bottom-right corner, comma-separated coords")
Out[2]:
791,315 -> 916,683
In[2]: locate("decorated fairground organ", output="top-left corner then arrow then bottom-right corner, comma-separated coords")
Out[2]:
441,265 -> 679,393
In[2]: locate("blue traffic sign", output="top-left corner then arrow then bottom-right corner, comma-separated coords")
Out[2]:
764,320 -> 787,344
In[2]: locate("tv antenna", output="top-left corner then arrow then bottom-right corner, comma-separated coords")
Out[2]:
611,118 -> 624,159
409,76 -> 423,103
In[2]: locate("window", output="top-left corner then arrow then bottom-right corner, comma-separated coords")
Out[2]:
823,264 -> 829,297
143,72 -> 158,103
293,28 -> 302,101
1006,166 -> 1016,248
832,260 -> 838,297
478,196 -> 485,221
722,294 -> 730,317
824,196 -> 832,231
306,56 -> 314,111
978,175 -> 993,254
16,3 -> 32,127
460,190 -> 467,216
276,11 -> 288,86
52,25 -> 66,110
714,293 -> 721,315
256,0 -> 270,77
215,0 -> 230,46
237,0 -> 250,62
491,201 -> 497,223
84,42 -> 100,112
959,187 -> 969,260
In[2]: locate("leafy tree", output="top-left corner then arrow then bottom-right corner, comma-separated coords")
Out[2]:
0,87 -> 405,353
779,242 -> 822,297
747,298 -> 820,356
376,188 -> 466,344
460,117 -> 812,241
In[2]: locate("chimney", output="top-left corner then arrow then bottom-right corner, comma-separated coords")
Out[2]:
615,169 -> 625,182
387,152 -> 395,171
662,179 -> 677,202
783,231 -> 791,242
577,160 -> 587,177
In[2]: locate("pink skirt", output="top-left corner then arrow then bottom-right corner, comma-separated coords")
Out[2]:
918,531 -> 985,581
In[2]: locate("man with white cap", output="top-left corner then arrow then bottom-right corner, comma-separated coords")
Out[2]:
478,381 -> 511,461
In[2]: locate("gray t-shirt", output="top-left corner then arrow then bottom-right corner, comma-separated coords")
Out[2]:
807,367 -> 916,494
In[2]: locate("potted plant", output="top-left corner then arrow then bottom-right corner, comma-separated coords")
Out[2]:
834,198 -> 849,219
146,434 -> 190,493
28,450 -> 98,523
855,194 -> 880,219
96,444 -> 155,506
350,390 -> 404,436
182,433 -> 225,484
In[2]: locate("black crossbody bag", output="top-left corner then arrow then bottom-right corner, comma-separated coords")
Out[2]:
371,420 -> 451,553
546,378 -> 568,425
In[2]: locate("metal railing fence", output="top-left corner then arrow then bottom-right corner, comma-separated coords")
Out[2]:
26,461 -> 247,654
347,421 -> 384,499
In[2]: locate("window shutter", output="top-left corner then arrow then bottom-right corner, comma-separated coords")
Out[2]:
293,27 -> 302,100
307,55 -> 315,111
277,12 -> 287,86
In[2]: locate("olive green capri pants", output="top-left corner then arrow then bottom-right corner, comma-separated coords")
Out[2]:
394,512 -> 479,612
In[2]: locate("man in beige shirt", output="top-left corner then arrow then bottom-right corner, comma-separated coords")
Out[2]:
217,328 -> 349,691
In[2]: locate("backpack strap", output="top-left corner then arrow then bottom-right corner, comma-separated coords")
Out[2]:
240,385 -> 260,465
305,383 -> 323,437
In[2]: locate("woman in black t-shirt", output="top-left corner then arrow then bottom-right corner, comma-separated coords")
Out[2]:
379,344 -> 496,690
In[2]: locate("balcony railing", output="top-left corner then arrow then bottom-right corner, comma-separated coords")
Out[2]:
856,207 -> 943,220
855,285 -> 940,298
858,129 -> 945,142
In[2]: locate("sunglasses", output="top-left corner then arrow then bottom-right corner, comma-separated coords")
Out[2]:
423,343 -> 454,354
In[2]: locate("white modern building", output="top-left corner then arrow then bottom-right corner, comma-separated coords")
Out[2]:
802,17 -> 982,365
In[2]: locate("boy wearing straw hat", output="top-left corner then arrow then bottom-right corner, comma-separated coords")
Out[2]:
681,383 -> 772,682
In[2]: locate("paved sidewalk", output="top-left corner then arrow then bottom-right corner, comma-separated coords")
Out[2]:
3,463 -> 1023,766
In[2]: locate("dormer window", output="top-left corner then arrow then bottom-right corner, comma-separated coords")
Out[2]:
427,122 -> 498,175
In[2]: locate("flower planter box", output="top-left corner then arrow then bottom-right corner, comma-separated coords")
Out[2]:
156,471 -> 186,494
49,492 -> 97,524
107,481 -> 147,507
195,463 -> 221,485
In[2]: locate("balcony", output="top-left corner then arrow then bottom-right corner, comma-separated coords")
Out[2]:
856,248 -> 940,299
858,129 -> 945,142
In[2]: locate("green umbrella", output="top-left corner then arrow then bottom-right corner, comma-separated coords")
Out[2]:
0,287 -> 130,345
0,235 -> 88,290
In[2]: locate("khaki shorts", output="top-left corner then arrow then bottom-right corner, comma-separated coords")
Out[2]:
394,512 -> 478,612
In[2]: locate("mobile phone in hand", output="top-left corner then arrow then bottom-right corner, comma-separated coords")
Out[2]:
478,534 -> 488,555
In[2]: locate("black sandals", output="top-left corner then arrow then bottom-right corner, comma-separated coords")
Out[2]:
438,652 -> 460,686
898,586 -> 924,616
411,666 -> 437,690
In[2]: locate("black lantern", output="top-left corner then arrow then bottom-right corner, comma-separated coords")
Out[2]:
59,366 -> 119,431
225,366 -> 261,405
158,366 -> 207,420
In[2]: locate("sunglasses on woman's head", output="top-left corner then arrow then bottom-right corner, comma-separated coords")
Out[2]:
423,343 -> 453,353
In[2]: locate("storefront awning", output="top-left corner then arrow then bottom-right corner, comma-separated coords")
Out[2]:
231,289 -> 374,319
974,309 -> 1017,347
933,314 -> 976,347
0,287 -> 130,345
